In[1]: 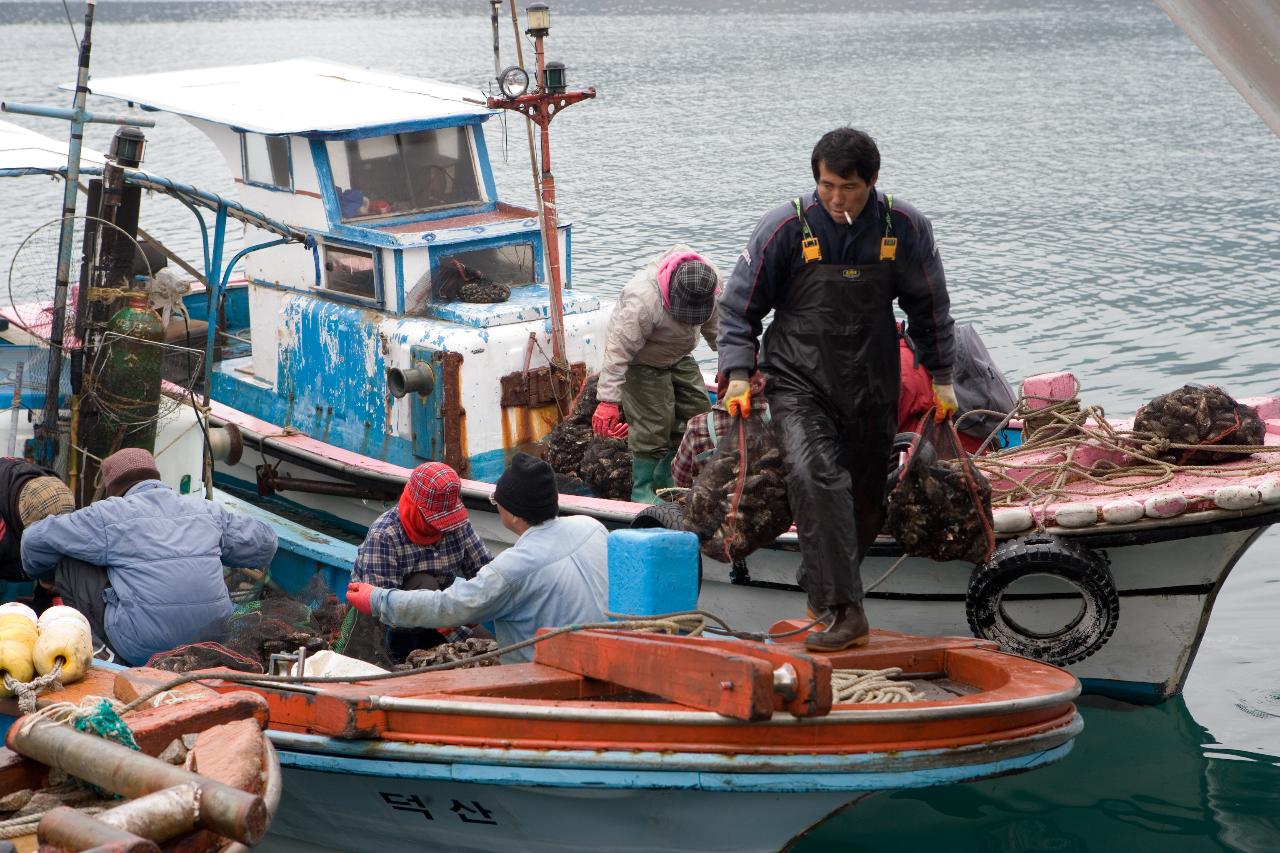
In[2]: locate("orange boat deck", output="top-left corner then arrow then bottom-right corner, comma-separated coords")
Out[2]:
89,629 -> 1081,758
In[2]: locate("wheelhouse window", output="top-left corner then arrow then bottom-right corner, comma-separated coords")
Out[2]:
405,241 -> 537,314
326,126 -> 483,222
323,245 -> 378,300
241,133 -> 292,190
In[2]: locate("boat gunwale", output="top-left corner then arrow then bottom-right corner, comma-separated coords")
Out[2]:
195,388 -> 1280,547
263,712 -> 1083,788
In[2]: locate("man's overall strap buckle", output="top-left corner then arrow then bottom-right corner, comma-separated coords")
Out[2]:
795,197 -> 822,263
880,193 -> 898,261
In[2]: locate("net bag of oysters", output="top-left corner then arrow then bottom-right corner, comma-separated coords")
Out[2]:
1132,384 -> 1265,464
685,409 -> 792,562
885,410 -> 995,563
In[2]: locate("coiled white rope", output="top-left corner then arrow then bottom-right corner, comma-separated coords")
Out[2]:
831,667 -> 924,704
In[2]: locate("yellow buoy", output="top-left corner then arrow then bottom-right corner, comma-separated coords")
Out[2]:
34,605 -> 93,683
0,603 -> 38,694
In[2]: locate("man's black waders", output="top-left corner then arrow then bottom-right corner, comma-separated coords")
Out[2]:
763,198 -> 901,608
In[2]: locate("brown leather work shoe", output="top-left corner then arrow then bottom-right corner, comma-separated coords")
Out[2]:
804,602 -> 870,652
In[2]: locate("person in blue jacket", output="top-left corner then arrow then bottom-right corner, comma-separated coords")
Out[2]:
346,452 -> 609,663
21,448 -> 277,664
717,128 -> 957,652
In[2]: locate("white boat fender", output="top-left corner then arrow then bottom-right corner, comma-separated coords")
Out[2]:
966,534 -> 1119,666
1052,502 -> 1098,528
33,605 -> 93,683
1259,478 -> 1280,505
0,603 -> 39,693
1144,493 -> 1188,519
1101,499 -> 1144,525
1213,485 -> 1261,511
992,507 -> 1034,534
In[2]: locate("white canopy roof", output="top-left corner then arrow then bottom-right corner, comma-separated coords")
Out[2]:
81,58 -> 494,136
0,120 -> 106,174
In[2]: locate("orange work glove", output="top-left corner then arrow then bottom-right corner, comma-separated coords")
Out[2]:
723,379 -> 752,417
932,383 -> 958,422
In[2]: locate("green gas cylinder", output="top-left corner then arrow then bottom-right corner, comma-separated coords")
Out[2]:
85,292 -> 165,458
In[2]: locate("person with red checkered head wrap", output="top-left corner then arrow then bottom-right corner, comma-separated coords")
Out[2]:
351,462 -> 493,660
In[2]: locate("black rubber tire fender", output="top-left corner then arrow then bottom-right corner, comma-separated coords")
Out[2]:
630,500 -> 702,594
965,534 -> 1119,666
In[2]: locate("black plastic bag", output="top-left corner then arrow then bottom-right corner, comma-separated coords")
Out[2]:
885,412 -> 994,563
685,410 -> 792,562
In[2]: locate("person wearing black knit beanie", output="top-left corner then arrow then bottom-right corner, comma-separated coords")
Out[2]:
491,452 -> 558,525
347,452 -> 610,662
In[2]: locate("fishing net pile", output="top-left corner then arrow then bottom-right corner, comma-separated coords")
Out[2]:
147,576 -> 392,674
886,415 -> 995,564
685,411 -> 792,562
542,374 -> 633,499
1133,384 -> 1265,464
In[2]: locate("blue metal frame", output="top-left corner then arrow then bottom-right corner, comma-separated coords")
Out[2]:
393,250 -> 405,314
239,131 -> 295,193
428,231 -> 544,287
302,114 -> 490,142
318,238 -> 386,308
309,127 -> 499,237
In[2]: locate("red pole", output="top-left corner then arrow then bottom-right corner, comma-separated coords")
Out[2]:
533,34 -> 567,367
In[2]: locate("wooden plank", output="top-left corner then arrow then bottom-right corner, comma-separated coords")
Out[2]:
575,631 -> 833,718
121,691 -> 269,755
533,630 -> 777,722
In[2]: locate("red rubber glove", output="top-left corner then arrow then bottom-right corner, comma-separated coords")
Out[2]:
592,401 -> 625,437
346,582 -> 374,616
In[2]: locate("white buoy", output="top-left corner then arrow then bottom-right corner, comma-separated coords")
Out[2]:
1101,499 -> 1144,525
993,507 -> 1034,533
1053,502 -> 1099,528
1258,478 -> 1280,505
1213,485 -> 1261,511
33,605 -> 93,683
1145,492 -> 1188,518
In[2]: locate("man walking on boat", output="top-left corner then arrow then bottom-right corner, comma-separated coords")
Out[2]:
346,452 -> 608,662
717,128 -> 957,652
592,245 -> 721,503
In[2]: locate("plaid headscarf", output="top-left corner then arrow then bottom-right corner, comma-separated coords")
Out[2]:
17,476 -> 74,526
667,260 -> 718,325
403,462 -> 469,532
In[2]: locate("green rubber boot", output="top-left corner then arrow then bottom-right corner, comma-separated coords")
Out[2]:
631,453 -> 662,504
653,450 -> 675,496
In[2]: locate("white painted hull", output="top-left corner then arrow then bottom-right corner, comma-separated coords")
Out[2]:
253,726 -> 1078,853
260,767 -> 856,853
